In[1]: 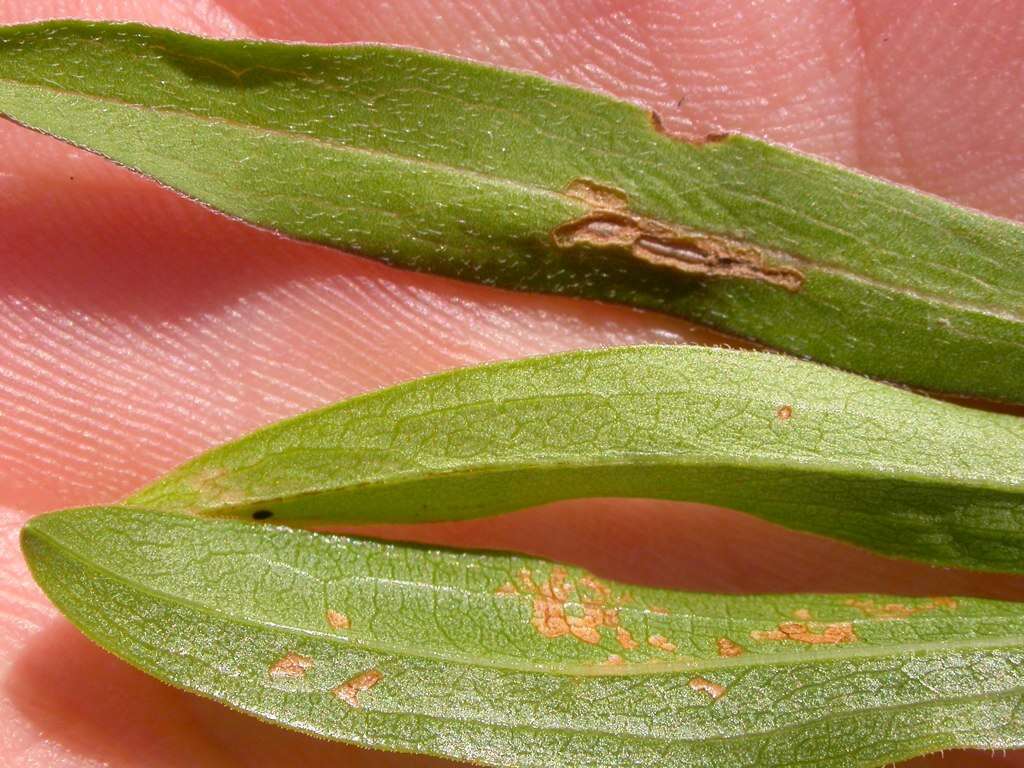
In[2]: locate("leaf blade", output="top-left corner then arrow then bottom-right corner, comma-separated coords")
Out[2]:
127,345 -> 1024,573
22,506 -> 1024,768
1,20 -> 1022,401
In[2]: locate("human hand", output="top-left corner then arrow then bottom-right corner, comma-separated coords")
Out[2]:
2,2 -> 1022,766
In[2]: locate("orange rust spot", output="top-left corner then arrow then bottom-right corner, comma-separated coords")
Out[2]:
580,576 -> 616,607
516,567 -> 633,648
844,597 -> 958,620
522,567 -> 573,640
603,654 -> 624,666
495,582 -> 519,597
616,626 -> 639,651
567,616 -> 602,644
751,621 -> 857,645
269,652 -> 314,679
716,637 -> 744,658
648,634 -> 677,653
689,677 -> 726,700
533,604 -> 571,639
332,669 -> 383,708
777,405 -> 794,421
648,605 -> 670,616
792,608 -> 812,621
326,610 -> 350,630
555,179 -> 804,292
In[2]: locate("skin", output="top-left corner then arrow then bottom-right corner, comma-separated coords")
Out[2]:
1,1 -> 1022,766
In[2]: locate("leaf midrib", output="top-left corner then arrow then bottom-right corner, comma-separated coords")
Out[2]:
3,77 -> 1022,326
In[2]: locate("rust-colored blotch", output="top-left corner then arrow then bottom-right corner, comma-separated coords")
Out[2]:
515,567 -> 635,649
326,609 -> 350,630
716,637 -> 744,658
269,652 -> 314,679
616,626 -> 639,651
845,597 -> 957,620
751,621 -> 857,645
333,669 -> 383,708
648,634 -> 677,653
689,677 -> 726,700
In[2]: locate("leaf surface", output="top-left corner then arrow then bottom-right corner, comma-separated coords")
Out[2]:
128,345 -> 1024,573
22,505 -> 1024,768
0,21 -> 1022,401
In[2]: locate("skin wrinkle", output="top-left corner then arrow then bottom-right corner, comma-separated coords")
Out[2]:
1,2 -> 1023,768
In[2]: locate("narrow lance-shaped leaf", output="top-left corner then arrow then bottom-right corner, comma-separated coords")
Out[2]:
22,505 -> 1024,768
129,345 -> 1024,573
1,21 -> 1022,402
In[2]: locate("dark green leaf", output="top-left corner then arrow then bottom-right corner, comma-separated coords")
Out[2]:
1,21 -> 1021,400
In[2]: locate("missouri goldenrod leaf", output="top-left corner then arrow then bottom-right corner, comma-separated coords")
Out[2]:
128,346 -> 1024,573
22,506 -> 1024,768
0,21 -> 1021,401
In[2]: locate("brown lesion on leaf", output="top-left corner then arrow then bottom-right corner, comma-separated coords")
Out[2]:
518,567 -> 574,640
615,626 -> 639,651
332,669 -> 383,708
649,110 -> 730,145
844,597 -> 957,620
553,178 -> 804,292
689,677 -> 727,700
268,652 -> 315,679
649,110 -> 666,134
791,608 -> 812,621
751,621 -> 857,645
514,567 -> 637,649
495,582 -> 519,597
579,575 -> 614,602
648,634 -> 677,653
716,637 -> 744,658
326,610 -> 350,630
777,405 -> 794,421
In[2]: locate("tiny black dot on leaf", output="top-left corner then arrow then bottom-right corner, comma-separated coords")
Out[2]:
252,510 -> 273,520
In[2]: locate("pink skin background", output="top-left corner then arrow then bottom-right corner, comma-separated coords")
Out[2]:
1,1 -> 1023,766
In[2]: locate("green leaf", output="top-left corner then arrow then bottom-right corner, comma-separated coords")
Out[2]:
1,21 -> 1022,402
22,505 -> 1024,768
128,345 -> 1024,573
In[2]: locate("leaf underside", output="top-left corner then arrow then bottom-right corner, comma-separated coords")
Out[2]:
128,346 -> 1024,573
0,21 -> 1021,401
22,506 -> 1024,768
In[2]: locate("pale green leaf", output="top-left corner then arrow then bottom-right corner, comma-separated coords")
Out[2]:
128,345 -> 1024,573
0,21 -> 1022,401
22,505 -> 1024,768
